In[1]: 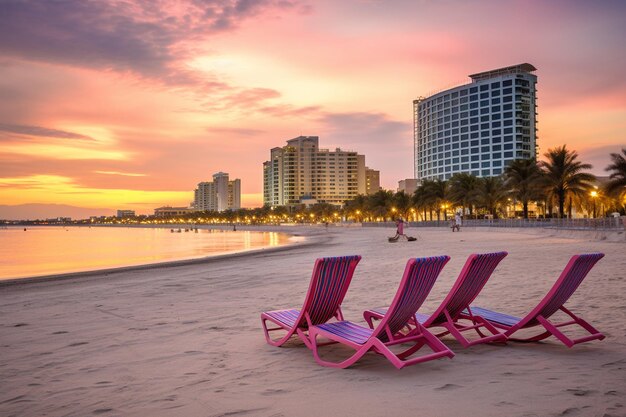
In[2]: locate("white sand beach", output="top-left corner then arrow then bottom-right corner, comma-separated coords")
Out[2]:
1,226 -> 625,417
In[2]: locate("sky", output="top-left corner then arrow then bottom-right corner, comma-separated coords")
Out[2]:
0,0 -> 625,215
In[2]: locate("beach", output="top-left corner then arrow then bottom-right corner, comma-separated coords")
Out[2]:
1,226 -> 625,417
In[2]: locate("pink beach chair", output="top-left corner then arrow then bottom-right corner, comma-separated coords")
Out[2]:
465,253 -> 605,347
363,252 -> 509,348
261,255 -> 361,347
308,256 -> 454,369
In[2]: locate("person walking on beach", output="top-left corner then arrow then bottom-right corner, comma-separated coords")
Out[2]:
452,212 -> 462,232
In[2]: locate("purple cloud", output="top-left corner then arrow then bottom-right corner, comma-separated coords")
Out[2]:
0,0 -> 308,79
0,123 -> 93,141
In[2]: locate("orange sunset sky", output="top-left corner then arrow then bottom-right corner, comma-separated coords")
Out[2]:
0,0 -> 625,216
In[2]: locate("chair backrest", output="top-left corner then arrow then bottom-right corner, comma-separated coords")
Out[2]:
521,253 -> 604,327
301,255 -> 362,326
374,256 -> 450,341
428,251 -> 508,325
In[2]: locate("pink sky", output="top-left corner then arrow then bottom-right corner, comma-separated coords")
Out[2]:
0,0 -> 624,214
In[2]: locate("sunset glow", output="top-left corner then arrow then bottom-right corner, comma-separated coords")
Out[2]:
1,0 -> 624,215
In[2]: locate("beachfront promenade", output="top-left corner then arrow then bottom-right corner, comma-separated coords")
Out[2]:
1,227 -> 624,416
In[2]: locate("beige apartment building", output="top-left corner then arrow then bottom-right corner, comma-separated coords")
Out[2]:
365,167 -> 380,194
194,172 -> 241,212
263,136 -> 379,207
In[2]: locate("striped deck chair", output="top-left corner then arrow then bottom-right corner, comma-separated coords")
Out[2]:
308,256 -> 454,369
465,253 -> 605,348
363,252 -> 509,348
261,255 -> 361,347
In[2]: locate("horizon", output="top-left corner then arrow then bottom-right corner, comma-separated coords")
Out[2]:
1,0 -> 625,216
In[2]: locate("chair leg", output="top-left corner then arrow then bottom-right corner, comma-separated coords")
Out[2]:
309,328 -> 370,369
261,317 -> 297,347
442,311 -> 506,347
506,312 -> 605,347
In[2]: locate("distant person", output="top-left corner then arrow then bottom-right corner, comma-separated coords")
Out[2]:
389,218 -> 408,241
452,213 -> 462,232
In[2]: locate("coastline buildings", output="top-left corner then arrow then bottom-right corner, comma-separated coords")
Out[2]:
414,63 -> 537,181
398,179 -> 419,195
263,136 -> 379,207
154,206 -> 195,217
193,172 -> 241,212
116,210 -> 135,218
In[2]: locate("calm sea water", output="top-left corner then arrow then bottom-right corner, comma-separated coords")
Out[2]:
0,226 -> 292,280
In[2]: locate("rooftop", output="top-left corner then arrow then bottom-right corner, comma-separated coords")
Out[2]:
469,63 -> 537,81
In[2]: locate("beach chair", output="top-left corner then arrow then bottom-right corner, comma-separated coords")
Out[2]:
261,255 -> 361,347
308,256 -> 454,369
364,252 -> 509,348
465,253 -> 605,347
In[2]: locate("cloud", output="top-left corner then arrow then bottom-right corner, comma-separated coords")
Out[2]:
94,171 -> 147,177
0,0 -> 308,80
206,127 -> 266,136
0,123 -> 94,141
316,111 -> 414,186
318,111 -> 410,146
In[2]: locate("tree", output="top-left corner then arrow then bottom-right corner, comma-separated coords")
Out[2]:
472,176 -> 508,219
344,194 -> 368,222
540,145 -> 595,218
605,148 -> 626,212
392,191 -> 413,220
503,158 -> 544,219
367,190 -> 394,220
422,179 -> 450,221
449,173 -> 478,217
412,184 -> 431,221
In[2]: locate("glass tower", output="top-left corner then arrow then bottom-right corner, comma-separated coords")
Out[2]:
414,63 -> 537,181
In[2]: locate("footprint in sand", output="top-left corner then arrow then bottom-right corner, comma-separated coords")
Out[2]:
435,383 -> 462,391
566,388 -> 596,396
262,389 -> 288,396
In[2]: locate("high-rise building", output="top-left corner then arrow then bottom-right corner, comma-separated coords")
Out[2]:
414,63 -> 537,181
194,172 -> 241,212
365,167 -> 380,194
263,136 -> 375,207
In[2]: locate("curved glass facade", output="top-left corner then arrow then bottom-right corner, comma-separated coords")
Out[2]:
414,64 -> 537,181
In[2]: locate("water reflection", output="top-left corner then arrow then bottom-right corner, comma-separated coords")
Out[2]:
0,227 -> 292,280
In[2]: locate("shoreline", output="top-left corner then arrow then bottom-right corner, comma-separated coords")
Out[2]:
0,226 -> 330,287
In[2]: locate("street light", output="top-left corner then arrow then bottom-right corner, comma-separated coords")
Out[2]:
441,203 -> 449,221
590,190 -> 598,218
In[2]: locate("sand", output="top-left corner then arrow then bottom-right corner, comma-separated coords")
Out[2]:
1,226 -> 625,417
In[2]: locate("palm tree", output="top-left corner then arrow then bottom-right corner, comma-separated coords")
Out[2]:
392,191 -> 413,220
412,184 -> 431,221
605,148 -> 626,212
503,158 -> 544,219
540,145 -> 595,218
472,176 -> 508,219
449,173 -> 478,217
344,194 -> 368,222
422,179 -> 450,221
367,190 -> 394,220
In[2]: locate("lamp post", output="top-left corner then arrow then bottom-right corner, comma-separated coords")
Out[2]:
590,190 -> 598,218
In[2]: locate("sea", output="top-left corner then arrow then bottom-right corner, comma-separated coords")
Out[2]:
0,226 -> 292,281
